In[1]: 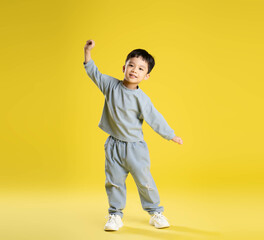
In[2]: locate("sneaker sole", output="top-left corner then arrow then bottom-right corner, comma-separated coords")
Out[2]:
150,222 -> 170,229
155,224 -> 170,229
104,223 -> 123,231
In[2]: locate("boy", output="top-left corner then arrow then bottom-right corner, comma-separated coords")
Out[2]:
83,40 -> 183,231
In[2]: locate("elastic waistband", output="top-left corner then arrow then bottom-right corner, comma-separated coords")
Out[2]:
110,135 -> 128,143
109,135 -> 145,144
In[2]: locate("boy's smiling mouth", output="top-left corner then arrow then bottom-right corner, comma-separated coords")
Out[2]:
129,73 -> 137,78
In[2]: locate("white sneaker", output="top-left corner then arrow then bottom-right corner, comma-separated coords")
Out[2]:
104,214 -> 123,231
149,212 -> 170,229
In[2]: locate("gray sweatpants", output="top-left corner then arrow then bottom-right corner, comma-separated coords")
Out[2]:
104,135 -> 164,218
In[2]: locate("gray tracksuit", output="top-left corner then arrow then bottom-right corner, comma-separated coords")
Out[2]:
83,59 -> 175,217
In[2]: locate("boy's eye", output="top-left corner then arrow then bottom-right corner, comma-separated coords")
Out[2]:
139,68 -> 143,71
129,64 -> 133,67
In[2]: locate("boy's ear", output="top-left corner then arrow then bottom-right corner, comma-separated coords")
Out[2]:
123,65 -> 125,73
144,74 -> 150,80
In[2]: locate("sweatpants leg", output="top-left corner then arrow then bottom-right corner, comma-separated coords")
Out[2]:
104,136 -> 164,218
126,140 -> 164,215
104,136 -> 129,218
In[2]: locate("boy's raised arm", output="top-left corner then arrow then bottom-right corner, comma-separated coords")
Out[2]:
83,40 -> 117,95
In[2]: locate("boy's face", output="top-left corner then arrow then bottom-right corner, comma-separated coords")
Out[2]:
123,57 -> 150,85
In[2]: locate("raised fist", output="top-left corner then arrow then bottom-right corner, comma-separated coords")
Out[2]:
84,40 -> 95,52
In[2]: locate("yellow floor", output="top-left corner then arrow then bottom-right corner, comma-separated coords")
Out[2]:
0,188 -> 263,240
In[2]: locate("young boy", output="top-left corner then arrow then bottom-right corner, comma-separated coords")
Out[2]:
83,40 -> 183,231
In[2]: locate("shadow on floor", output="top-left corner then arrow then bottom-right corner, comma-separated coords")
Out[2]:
113,225 -> 221,240
169,225 -> 221,237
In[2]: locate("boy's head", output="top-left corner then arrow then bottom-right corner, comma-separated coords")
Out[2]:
125,49 -> 155,74
122,49 -> 155,87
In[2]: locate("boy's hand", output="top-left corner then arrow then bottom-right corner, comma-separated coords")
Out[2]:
84,40 -> 95,63
171,136 -> 183,144
84,40 -> 95,52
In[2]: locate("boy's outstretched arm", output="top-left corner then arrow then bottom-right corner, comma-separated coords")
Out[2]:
142,97 -> 183,145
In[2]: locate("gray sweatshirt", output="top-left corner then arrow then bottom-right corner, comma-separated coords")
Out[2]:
83,59 -> 175,142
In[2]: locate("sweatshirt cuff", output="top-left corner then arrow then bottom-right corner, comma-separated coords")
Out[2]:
83,59 -> 94,67
167,132 -> 176,141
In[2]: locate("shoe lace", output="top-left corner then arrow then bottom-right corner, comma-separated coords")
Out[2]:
105,214 -> 117,223
153,212 -> 167,222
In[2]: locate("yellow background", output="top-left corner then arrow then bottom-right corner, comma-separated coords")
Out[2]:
1,0 -> 263,239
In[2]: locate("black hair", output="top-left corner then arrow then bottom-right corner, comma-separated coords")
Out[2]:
125,49 -> 155,74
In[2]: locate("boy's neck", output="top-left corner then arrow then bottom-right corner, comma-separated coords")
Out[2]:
122,80 -> 139,90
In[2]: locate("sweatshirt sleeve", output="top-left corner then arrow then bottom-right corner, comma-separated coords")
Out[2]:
83,59 -> 116,95
141,98 -> 176,140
